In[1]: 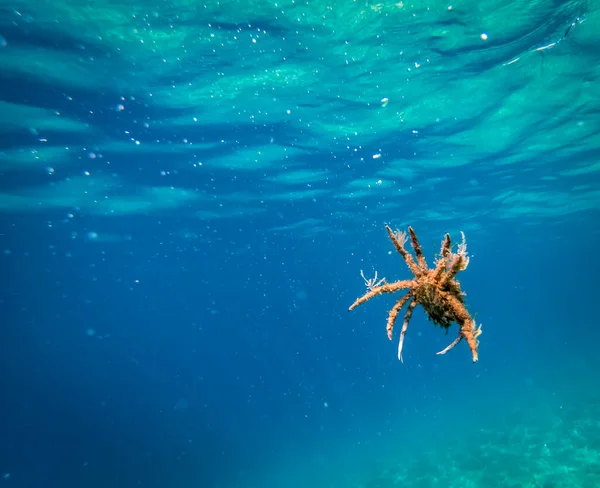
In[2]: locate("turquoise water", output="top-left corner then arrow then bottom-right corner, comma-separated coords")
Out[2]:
1,1 -> 599,487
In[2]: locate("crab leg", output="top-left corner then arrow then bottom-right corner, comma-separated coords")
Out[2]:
437,333 -> 462,355
408,226 -> 427,271
348,280 -> 414,311
398,299 -> 417,362
385,225 -> 421,276
386,292 -> 413,340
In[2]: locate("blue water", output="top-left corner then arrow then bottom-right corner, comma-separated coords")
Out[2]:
1,1 -> 600,487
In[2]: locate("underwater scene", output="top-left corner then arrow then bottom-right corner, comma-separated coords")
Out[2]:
1,0 -> 599,487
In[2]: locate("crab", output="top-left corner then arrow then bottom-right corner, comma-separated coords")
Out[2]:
349,225 -> 482,362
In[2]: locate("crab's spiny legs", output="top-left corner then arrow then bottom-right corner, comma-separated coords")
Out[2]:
432,233 -> 452,282
440,233 -> 451,258
440,253 -> 468,287
408,226 -> 427,271
398,299 -> 417,362
436,333 -> 462,356
386,292 -> 413,340
385,225 -> 421,276
348,280 -> 415,311
441,293 -> 480,362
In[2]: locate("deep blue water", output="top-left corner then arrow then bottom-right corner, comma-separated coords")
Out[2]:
3,208 -> 600,487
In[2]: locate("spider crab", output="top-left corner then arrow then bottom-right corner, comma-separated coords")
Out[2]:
349,225 -> 482,362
